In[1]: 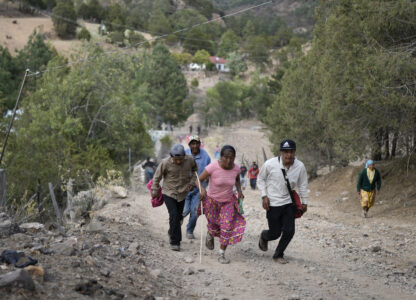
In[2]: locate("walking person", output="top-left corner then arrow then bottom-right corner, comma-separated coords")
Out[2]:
152,144 -> 198,251
197,124 -> 201,136
198,145 -> 246,264
183,136 -> 211,239
142,157 -> 156,184
357,160 -> 381,218
189,125 -> 193,134
257,139 -> 308,264
248,162 -> 259,190
240,163 -> 248,190
214,145 -> 220,160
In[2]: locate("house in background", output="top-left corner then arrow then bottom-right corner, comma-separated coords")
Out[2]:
209,56 -> 229,72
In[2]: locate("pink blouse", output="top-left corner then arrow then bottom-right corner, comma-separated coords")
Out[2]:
205,161 -> 240,202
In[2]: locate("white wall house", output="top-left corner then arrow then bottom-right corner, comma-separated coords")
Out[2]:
209,56 -> 229,72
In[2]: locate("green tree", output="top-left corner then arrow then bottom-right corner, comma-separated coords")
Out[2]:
52,0 -> 77,38
171,52 -> 193,66
148,9 -> 172,35
77,27 -> 91,41
6,47 -> 153,204
0,46 -> 20,112
242,20 -> 255,37
193,49 -> 210,65
226,51 -> 247,77
245,35 -> 270,67
266,0 -> 416,172
183,28 -> 214,55
217,29 -> 239,57
143,45 -> 190,125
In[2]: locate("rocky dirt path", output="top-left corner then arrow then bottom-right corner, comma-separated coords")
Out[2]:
97,180 -> 416,300
1,120 -> 415,299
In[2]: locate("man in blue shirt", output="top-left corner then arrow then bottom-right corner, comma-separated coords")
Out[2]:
183,136 -> 211,239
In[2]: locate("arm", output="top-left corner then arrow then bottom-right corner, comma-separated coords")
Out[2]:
257,164 -> 268,198
297,165 -> 309,211
235,174 -> 244,199
151,161 -> 165,197
198,170 -> 210,200
257,163 -> 270,210
189,158 -> 198,187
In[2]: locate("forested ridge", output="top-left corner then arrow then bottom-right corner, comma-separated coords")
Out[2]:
0,0 -> 415,219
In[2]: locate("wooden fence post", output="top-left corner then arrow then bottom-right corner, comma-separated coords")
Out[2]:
0,169 -> 6,207
48,182 -> 64,233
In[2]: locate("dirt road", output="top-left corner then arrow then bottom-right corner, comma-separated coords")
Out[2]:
97,179 -> 415,299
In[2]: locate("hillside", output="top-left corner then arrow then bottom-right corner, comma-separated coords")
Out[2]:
215,0 -> 318,32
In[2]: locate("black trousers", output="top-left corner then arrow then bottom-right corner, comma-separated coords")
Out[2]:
163,194 -> 185,246
262,203 -> 295,258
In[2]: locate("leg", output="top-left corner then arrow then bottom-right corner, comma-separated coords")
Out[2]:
186,192 -> 200,235
262,206 -> 283,242
274,204 -> 295,259
163,195 -> 184,246
182,192 -> 192,218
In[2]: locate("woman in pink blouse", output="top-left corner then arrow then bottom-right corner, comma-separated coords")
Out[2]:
199,145 -> 246,264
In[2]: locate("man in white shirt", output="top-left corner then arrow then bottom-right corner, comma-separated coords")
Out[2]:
257,139 -> 308,264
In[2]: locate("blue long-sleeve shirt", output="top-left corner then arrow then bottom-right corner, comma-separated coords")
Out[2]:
186,148 -> 211,188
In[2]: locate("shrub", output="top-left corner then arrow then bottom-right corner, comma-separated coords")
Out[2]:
77,27 -> 91,41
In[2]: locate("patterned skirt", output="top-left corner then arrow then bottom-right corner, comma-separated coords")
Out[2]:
200,195 -> 246,246
360,189 -> 376,208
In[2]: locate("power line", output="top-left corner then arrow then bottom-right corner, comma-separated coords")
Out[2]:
27,1 -> 273,77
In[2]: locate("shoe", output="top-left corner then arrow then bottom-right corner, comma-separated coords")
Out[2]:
186,233 -> 195,239
362,210 -> 367,218
273,256 -> 288,264
170,244 -> 180,251
205,232 -> 214,250
218,253 -> 230,264
258,231 -> 268,251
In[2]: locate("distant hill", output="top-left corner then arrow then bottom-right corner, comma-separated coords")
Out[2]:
213,0 -> 318,32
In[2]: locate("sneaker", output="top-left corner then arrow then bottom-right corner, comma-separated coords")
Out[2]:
205,232 -> 214,250
170,244 -> 180,251
258,231 -> 268,251
218,253 -> 230,264
186,233 -> 195,239
273,256 -> 288,264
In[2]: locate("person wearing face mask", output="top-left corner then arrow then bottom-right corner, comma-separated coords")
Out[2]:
257,139 -> 308,264
198,145 -> 246,264
248,162 -> 259,190
152,144 -> 198,251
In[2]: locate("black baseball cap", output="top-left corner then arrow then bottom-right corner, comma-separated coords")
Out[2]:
280,139 -> 296,150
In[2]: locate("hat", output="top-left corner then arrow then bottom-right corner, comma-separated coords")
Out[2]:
170,144 -> 185,157
280,139 -> 296,150
365,160 -> 374,168
188,135 -> 201,144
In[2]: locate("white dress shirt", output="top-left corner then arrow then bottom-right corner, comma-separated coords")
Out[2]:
257,156 -> 308,207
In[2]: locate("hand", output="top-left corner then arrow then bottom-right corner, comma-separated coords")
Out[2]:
262,196 -> 270,211
151,191 -> 158,199
237,190 -> 244,200
199,187 -> 207,200
302,204 -> 308,213
186,185 -> 194,192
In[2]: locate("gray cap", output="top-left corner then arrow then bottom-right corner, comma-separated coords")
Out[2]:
170,144 -> 185,157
